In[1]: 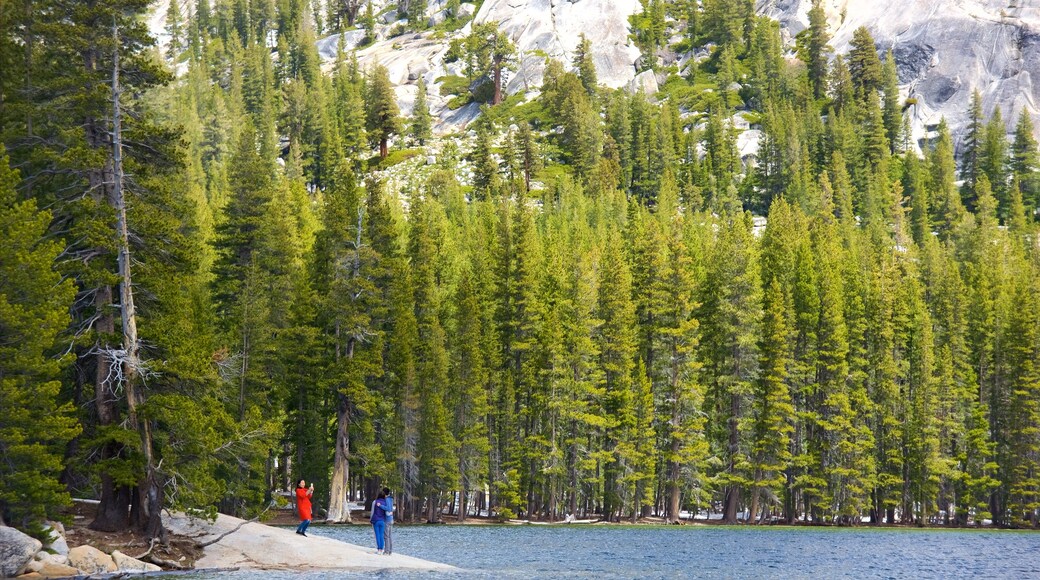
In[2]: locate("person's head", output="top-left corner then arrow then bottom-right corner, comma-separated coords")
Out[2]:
297,478 -> 306,489
382,487 -> 391,496
377,491 -> 386,500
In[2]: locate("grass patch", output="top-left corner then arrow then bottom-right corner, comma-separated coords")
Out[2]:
368,148 -> 422,170
438,75 -> 471,96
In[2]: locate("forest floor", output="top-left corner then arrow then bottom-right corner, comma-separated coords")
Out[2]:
63,501 -> 204,569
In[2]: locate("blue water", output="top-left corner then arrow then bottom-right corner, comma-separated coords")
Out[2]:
183,523 -> 1040,579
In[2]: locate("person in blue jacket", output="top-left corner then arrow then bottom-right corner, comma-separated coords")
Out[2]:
371,491 -> 388,554
382,487 -> 394,555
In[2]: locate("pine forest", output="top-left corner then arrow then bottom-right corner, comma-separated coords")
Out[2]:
3,0 -> 1040,537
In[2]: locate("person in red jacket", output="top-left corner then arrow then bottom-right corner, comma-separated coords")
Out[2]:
295,479 -> 314,536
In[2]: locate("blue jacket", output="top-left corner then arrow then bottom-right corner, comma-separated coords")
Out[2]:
385,496 -> 394,523
370,498 -> 387,523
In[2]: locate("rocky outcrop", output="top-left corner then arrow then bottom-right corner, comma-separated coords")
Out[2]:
474,0 -> 643,89
0,526 -> 41,578
112,549 -> 162,573
67,545 -> 118,574
756,0 -> 1040,149
163,512 -> 454,572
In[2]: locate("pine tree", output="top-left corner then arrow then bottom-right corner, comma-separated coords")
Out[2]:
881,50 -> 903,153
1004,260 -> 1040,527
929,120 -> 967,238
166,0 -> 186,61
750,279 -> 795,523
847,27 -> 882,99
961,90 -> 985,210
980,108 -> 1009,216
451,269 -> 491,521
0,150 -> 79,526
471,112 -> 500,200
463,22 -> 516,105
802,0 -> 830,100
365,65 -> 401,158
573,33 -> 598,96
1011,111 -> 1040,213
700,212 -> 763,523
597,230 -> 638,521
410,77 -> 433,146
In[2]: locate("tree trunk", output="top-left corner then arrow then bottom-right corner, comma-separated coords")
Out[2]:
380,137 -> 388,159
749,484 -> 761,525
723,395 -> 741,524
91,289 -> 129,533
326,393 -> 353,522
492,60 -> 503,105
458,490 -> 468,522
426,492 -> 439,523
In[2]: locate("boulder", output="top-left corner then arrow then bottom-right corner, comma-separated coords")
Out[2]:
628,70 -> 658,96
0,526 -> 42,578
457,3 -> 476,19
111,550 -> 162,573
36,560 -> 82,578
40,525 -> 68,557
315,29 -> 369,59
33,551 -> 68,567
67,545 -> 117,574
428,9 -> 447,27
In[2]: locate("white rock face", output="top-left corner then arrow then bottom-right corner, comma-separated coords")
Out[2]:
757,0 -> 1040,149
0,526 -> 41,578
475,0 -> 643,89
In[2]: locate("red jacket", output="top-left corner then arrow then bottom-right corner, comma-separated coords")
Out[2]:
296,487 -> 313,521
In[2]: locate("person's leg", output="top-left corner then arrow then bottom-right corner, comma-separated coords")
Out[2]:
299,519 -> 310,535
374,521 -> 385,551
384,521 -> 392,554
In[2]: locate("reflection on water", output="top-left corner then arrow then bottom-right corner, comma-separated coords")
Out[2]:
182,523 -> 1040,579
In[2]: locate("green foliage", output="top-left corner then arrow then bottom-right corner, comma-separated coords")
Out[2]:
5,0 -> 1040,531
0,150 -> 79,526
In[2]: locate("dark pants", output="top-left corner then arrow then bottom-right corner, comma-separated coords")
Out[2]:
384,520 -> 393,554
296,519 -> 310,534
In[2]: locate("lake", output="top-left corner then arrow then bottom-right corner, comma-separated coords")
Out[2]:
183,523 -> 1040,579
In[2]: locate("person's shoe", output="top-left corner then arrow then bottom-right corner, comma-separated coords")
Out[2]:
301,532 -> 308,537
295,531 -> 303,535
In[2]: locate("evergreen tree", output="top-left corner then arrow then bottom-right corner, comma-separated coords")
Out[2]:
847,27 -> 882,99
961,90 -> 985,210
1011,110 -> 1040,213
0,150 -> 79,526
881,50 -> 903,153
802,0 -> 830,100
700,213 -> 763,523
573,33 -> 598,96
750,279 -> 795,523
410,77 -> 433,146
365,65 -> 401,158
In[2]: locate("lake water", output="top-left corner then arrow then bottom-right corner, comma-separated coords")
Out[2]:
183,523 -> 1040,579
